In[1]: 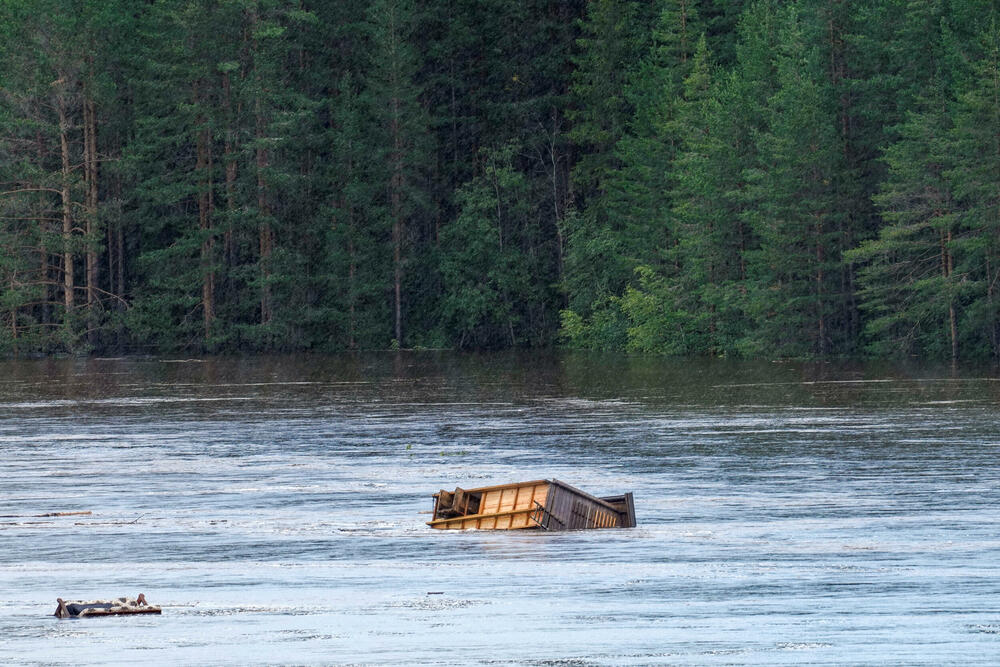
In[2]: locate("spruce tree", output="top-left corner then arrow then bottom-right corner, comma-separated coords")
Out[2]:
439,143 -> 537,348
365,0 -> 431,348
946,15 -> 1000,358
741,5 -> 846,356
561,0 -> 654,349
849,2 -> 968,360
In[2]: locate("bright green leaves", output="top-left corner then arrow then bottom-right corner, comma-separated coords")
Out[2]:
440,144 -> 541,349
850,7 -> 1000,360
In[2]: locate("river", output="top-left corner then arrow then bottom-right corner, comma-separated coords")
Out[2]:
1,353 -> 999,665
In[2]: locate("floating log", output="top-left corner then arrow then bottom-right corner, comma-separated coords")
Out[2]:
428,479 -> 636,531
0,511 -> 92,518
54,594 -> 161,618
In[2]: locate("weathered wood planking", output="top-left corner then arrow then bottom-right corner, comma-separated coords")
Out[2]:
428,479 -> 635,531
430,480 -> 550,530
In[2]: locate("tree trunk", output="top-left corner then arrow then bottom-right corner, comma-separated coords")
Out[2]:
84,94 -> 98,313
36,128 -> 51,327
251,4 -> 273,329
195,90 -> 215,341
548,109 -> 564,290
256,99 -> 273,326
83,91 -> 99,346
348,232 -> 357,350
988,253 -> 999,357
942,229 -> 957,360
56,88 -> 74,315
391,100 -> 403,346
385,0 -> 404,346
222,70 -> 237,268
9,274 -> 17,343
815,219 -> 826,355
116,208 -> 124,307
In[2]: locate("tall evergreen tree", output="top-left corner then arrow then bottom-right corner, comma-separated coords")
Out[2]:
439,143 -> 536,348
848,2 -> 967,359
741,6 -> 847,356
365,0 -> 431,347
946,15 -> 1000,358
0,0 -> 134,352
561,0 -> 654,348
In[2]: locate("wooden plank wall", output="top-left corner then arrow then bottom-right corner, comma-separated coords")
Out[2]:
546,485 -> 621,530
429,480 -> 635,530
432,482 -> 549,530
473,482 -> 549,529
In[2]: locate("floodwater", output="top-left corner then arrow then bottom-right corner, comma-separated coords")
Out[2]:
1,353 -> 999,666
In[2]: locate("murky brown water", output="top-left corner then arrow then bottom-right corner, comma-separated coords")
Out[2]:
2,353 -> 999,665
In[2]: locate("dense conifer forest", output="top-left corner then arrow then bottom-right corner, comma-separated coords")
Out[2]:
1,0 -> 998,359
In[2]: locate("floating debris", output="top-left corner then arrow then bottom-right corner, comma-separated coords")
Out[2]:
0,511 -> 91,518
54,594 -> 161,618
428,479 -> 636,530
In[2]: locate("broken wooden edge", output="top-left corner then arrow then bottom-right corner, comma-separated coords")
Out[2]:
0,511 -> 92,518
54,594 -> 161,619
428,479 -> 636,531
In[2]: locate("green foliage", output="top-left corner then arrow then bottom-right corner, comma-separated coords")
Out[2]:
2,0 -> 1000,359
619,266 -> 694,355
440,144 -> 540,349
740,5 -> 847,357
558,299 -> 629,351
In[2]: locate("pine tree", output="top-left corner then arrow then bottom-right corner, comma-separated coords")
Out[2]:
946,15 -> 1000,358
851,102 -> 960,358
608,2 -> 710,356
439,143 -> 537,348
609,0 -> 705,270
123,0 -> 228,349
561,0 -> 654,349
655,1 -> 783,355
849,3 -> 968,360
663,34 -> 754,354
741,5 -> 846,357
0,0 -> 132,352
324,71 -> 391,349
365,0 -> 431,348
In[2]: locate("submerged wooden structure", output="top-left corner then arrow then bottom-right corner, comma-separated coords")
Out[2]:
54,594 -> 161,618
428,479 -> 636,531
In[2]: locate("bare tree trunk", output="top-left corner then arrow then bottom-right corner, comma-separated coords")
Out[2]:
988,253 -> 999,357
9,274 -> 17,342
222,71 -> 237,267
348,232 -> 357,350
115,210 -> 123,305
56,89 -> 74,315
391,100 -> 403,346
942,229 -> 957,360
84,94 -> 98,312
36,128 -> 51,326
385,1 -> 404,347
816,220 -> 826,355
106,222 -> 114,297
547,112 -> 564,287
947,229 -> 957,361
949,301 -> 958,360
392,177 -> 402,345
256,100 -> 273,326
82,91 -> 99,347
251,4 -> 273,328
195,89 -> 215,341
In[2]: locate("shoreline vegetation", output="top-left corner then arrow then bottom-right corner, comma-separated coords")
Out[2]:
1,1 -> 999,361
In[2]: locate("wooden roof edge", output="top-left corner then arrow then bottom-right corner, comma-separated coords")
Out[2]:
427,506 -> 540,526
549,479 -> 629,514
432,479 -> 550,496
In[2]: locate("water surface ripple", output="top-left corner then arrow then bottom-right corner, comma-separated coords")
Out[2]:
1,354 -> 998,665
